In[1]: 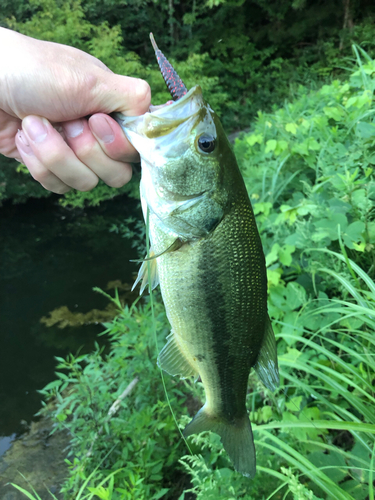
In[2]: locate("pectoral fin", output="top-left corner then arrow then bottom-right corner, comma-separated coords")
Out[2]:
131,240 -> 182,295
254,316 -> 279,391
131,249 -> 159,295
131,238 -> 183,263
158,331 -> 198,379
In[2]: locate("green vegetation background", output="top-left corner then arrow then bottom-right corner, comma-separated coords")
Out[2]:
2,1 -> 375,499
2,0 -> 375,207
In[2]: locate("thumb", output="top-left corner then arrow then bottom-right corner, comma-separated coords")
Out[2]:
94,71 -> 151,116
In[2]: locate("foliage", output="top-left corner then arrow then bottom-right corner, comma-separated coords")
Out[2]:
109,213 -> 146,257
234,44 -> 375,300
35,293 -> 188,499
0,157 -> 51,205
2,0 -> 375,206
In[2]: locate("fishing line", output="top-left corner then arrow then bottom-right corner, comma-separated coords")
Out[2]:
145,207 -> 193,456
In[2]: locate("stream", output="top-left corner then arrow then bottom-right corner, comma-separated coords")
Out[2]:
0,194 -> 141,455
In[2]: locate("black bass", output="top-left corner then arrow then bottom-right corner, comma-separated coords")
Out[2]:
115,34 -> 279,478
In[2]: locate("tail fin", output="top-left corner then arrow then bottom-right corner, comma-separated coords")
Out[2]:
183,406 -> 256,478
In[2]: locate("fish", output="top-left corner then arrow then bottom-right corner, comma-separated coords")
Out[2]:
115,33 -> 279,478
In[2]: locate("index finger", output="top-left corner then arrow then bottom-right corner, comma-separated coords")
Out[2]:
94,74 -> 151,116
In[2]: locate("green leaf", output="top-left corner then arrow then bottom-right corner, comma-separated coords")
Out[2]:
340,480 -> 368,500
345,220 -> 365,240
307,138 -> 320,151
275,140 -> 289,156
285,122 -> 298,135
152,488 -> 170,500
278,348 -> 302,364
246,133 -> 263,146
285,396 -> 303,412
348,441 -> 372,483
314,213 -> 348,240
323,106 -> 344,121
356,121 -> 375,139
10,484 -> 42,500
308,450 -> 347,483
265,139 -> 277,153
279,244 -> 295,266
56,413 -> 67,422
266,243 -> 280,267
285,282 -> 306,310
253,201 -> 273,216
41,379 -> 63,392
281,411 -> 307,440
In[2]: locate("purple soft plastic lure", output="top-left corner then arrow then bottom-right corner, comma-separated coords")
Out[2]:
150,33 -> 187,101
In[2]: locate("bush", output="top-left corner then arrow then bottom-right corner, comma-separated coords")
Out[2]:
38,293 -> 189,499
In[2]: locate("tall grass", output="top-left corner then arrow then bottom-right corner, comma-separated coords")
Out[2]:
253,249 -> 375,499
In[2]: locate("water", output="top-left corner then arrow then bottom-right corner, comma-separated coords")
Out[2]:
0,195 -> 141,450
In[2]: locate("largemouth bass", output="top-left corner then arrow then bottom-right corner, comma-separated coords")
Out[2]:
115,34 -> 279,478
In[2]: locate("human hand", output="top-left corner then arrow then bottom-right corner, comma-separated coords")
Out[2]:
0,28 -> 151,194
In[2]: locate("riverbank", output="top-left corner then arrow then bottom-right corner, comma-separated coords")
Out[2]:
0,415 -> 69,499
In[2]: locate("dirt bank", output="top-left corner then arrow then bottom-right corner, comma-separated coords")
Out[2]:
0,417 -> 69,500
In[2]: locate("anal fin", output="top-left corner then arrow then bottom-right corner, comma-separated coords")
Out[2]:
158,331 -> 198,379
254,315 -> 279,391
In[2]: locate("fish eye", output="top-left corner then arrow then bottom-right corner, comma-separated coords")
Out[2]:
197,134 -> 216,153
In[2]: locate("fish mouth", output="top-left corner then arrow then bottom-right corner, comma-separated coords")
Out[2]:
114,84 -> 215,165
146,85 -> 203,118
115,85 -> 205,137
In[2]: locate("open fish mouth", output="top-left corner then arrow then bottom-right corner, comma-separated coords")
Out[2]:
115,85 -> 205,132
114,85 -> 212,167
149,100 -> 174,112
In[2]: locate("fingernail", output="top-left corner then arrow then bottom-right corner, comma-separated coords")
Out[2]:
16,129 -> 34,156
64,120 -> 84,138
23,116 -> 48,143
90,116 -> 115,144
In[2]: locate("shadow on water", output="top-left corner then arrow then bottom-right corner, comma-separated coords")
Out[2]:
0,194 -> 141,446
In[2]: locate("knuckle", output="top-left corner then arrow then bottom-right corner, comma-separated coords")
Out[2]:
1,144 -> 16,157
107,178 -> 125,188
41,150 -> 62,169
135,80 -> 151,108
